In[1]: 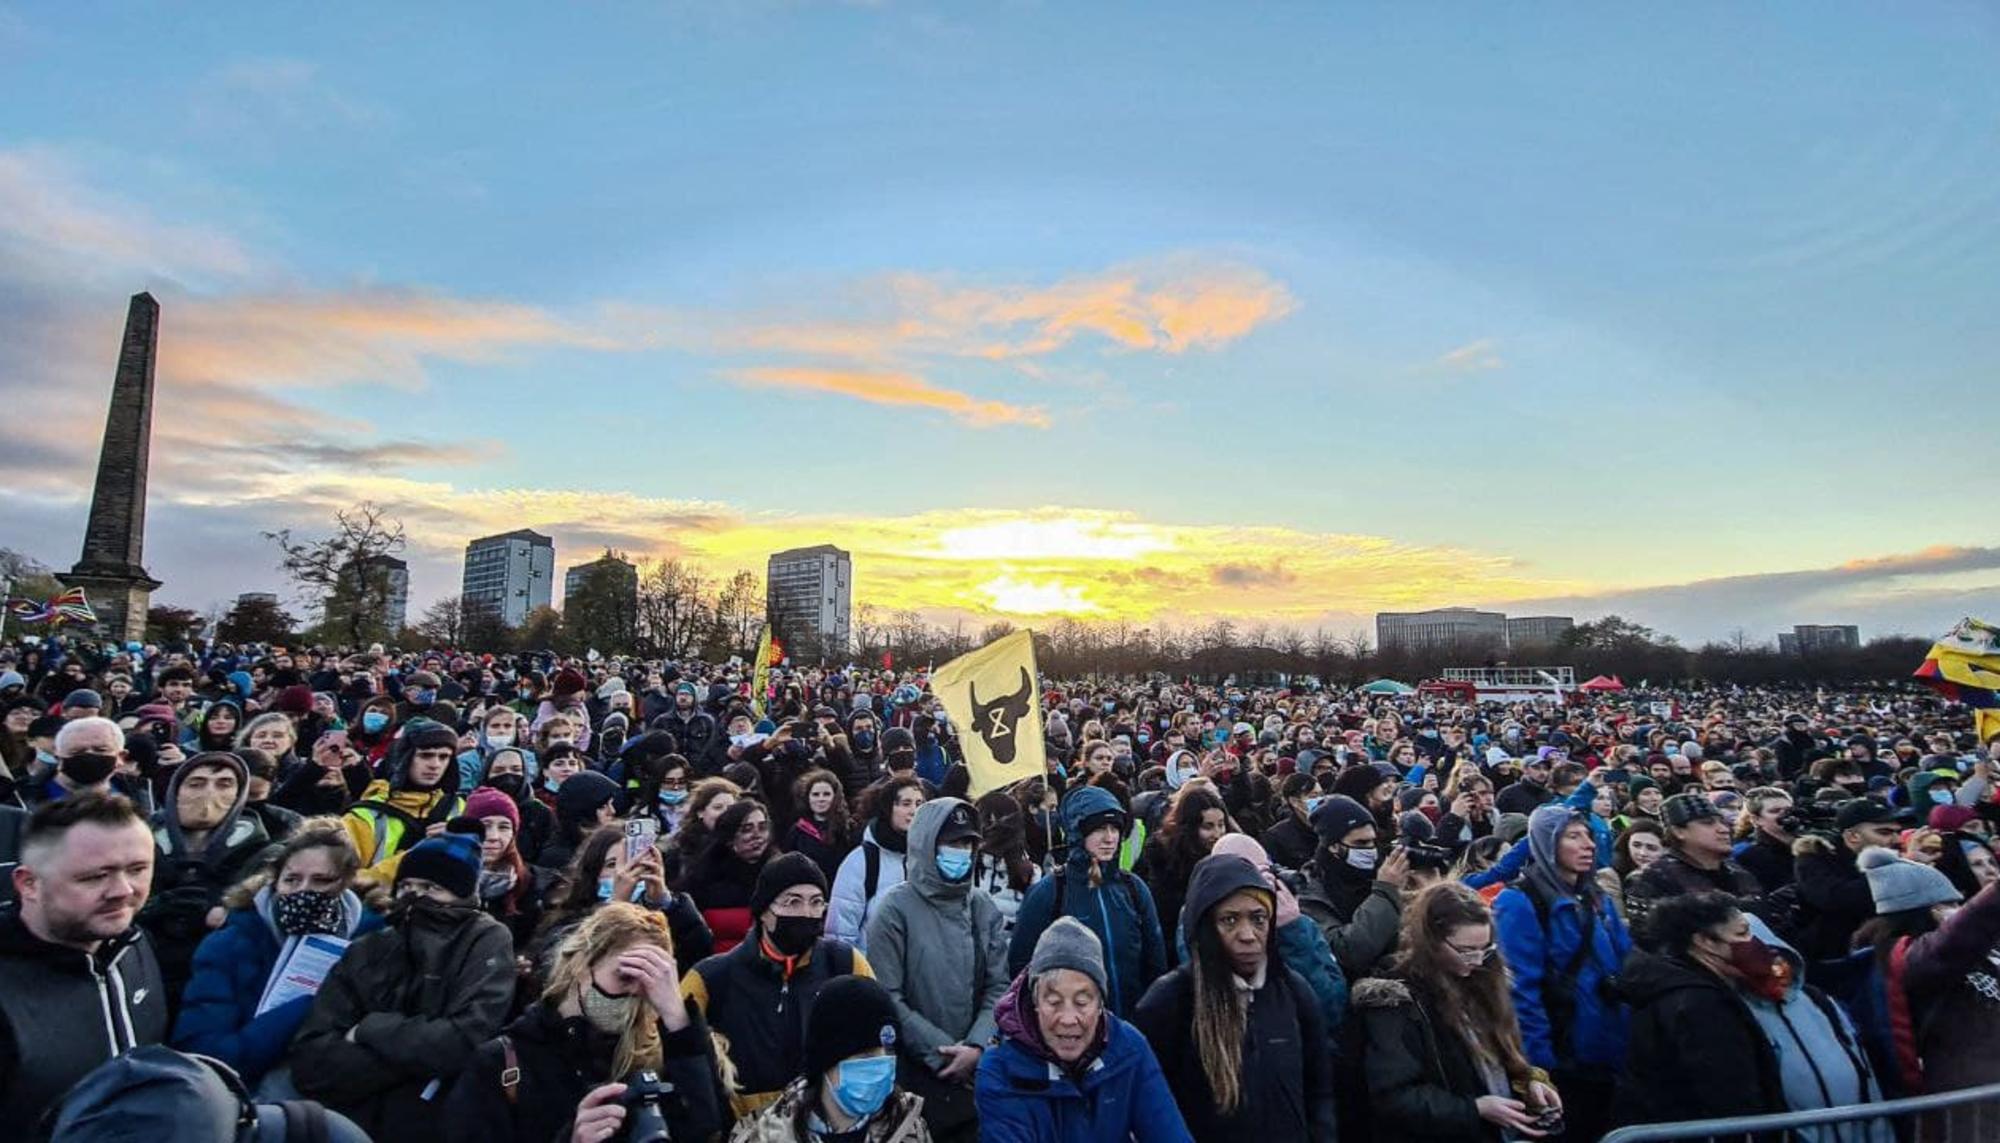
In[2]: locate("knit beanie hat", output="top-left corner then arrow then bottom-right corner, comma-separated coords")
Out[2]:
273,684 -> 315,715
551,667 -> 588,701
555,770 -> 621,825
1495,812 -> 1532,844
752,852 -> 828,918
1310,794 -> 1374,843
1929,804 -> 1978,833
1027,916 -> 1109,1000
804,975 -> 901,1081
402,718 -> 458,752
1859,846 -> 1961,915
464,787 -> 520,832
396,834 -> 481,900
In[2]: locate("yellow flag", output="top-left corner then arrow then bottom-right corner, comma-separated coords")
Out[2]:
752,625 -> 778,719
932,629 -> 1044,798
1978,709 -> 2000,744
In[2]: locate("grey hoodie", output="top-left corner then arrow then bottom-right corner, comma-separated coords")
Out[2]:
1739,915 -> 1892,1143
864,797 -> 1011,1068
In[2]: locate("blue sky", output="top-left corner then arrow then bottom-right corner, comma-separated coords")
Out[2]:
2,2 -> 1996,641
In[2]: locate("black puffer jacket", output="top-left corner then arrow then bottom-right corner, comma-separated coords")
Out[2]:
1351,975 -> 1503,1143
291,903 -> 516,1143
1613,949 -> 1785,1132
442,998 -> 724,1143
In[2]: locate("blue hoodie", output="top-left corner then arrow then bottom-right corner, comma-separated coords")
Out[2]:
1007,786 -> 1167,1016
1493,804 -> 1632,1072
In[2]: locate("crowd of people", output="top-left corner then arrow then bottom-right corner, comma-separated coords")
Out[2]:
0,633 -> 1996,1142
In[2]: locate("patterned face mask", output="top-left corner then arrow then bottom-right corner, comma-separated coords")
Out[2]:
580,980 -> 639,1035
273,889 -> 345,936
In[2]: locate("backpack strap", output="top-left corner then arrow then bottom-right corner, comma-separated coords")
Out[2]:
863,840 -> 881,901
1885,936 -> 1924,1094
498,1035 -> 522,1105
1053,864 -> 1068,916
1523,880 -> 1595,1063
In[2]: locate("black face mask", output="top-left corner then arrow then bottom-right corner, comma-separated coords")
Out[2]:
60,750 -> 118,786
485,773 -> 527,799
766,913 -> 825,957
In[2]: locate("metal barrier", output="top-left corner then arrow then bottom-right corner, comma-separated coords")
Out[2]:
1598,1081 -> 2000,1142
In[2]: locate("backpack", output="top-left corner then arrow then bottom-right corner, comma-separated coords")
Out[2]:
1817,938 -> 1922,1097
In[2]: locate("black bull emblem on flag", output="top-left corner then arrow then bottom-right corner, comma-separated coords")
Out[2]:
969,666 -> 1034,765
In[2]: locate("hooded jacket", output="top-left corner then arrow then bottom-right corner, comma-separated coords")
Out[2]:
1735,916 -> 1889,1143
1007,786 -> 1167,1017
863,798 -> 1011,1070
42,1044 -> 370,1143
1130,856 -> 1337,1143
1492,807 -> 1632,1073
1616,919 -> 1880,1135
829,822 -> 908,954
291,901 -> 515,1142
341,721 -> 465,885
976,971 -> 1193,1143
0,911 -> 168,1127
140,752 -> 279,1004
170,886 -> 383,1085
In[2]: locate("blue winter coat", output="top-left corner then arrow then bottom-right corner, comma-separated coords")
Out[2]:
171,888 -> 385,1084
1493,881 -> 1631,1073
976,1009 -> 1193,1143
1008,853 -> 1167,1018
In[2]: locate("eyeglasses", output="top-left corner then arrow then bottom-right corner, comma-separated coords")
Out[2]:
1444,939 -> 1497,964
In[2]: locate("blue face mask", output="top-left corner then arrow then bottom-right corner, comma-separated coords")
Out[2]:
361,711 -> 389,733
659,788 -> 688,806
935,846 -> 974,881
831,1054 -> 898,1118
413,689 -> 437,705
1931,788 -> 1955,805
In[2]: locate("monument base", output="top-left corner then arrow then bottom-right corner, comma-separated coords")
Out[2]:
57,569 -> 161,645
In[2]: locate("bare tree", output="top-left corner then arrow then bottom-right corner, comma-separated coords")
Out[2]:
410,593 -> 468,647
636,558 -> 712,658
710,569 -> 765,659
265,503 -> 407,647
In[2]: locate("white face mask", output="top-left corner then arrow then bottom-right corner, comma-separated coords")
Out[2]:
486,731 -> 514,748
1343,846 -> 1379,871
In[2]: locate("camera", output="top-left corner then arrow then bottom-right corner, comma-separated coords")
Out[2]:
619,1069 -> 676,1142
1401,839 -> 1457,872
1531,1105 -> 1566,1136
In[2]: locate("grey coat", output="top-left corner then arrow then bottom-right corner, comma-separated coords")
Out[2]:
864,798 -> 1010,1068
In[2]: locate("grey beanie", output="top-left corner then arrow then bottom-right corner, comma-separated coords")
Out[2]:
1859,846 -> 1961,915
1028,916 -> 1109,1000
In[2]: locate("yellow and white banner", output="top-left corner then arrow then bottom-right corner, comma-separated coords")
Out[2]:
932,629 -> 1045,797
751,625 -> 780,718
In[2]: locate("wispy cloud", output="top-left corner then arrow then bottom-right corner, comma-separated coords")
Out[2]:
731,366 -> 1050,427
1433,338 -> 1503,373
0,148 -> 259,284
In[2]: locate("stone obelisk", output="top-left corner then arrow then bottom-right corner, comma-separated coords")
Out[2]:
59,292 -> 164,643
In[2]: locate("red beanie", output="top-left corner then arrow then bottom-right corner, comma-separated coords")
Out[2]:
1929,803 -> 1977,833
464,787 -> 521,832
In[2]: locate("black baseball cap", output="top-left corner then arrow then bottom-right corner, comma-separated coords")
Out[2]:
1835,800 -> 1913,831
936,802 -> 981,846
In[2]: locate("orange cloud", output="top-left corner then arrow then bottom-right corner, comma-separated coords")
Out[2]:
731,366 -> 1049,428
169,290 -> 607,391
730,260 -> 1296,364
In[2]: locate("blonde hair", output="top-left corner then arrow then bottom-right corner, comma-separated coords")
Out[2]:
543,903 -> 674,1077
234,712 -> 297,754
